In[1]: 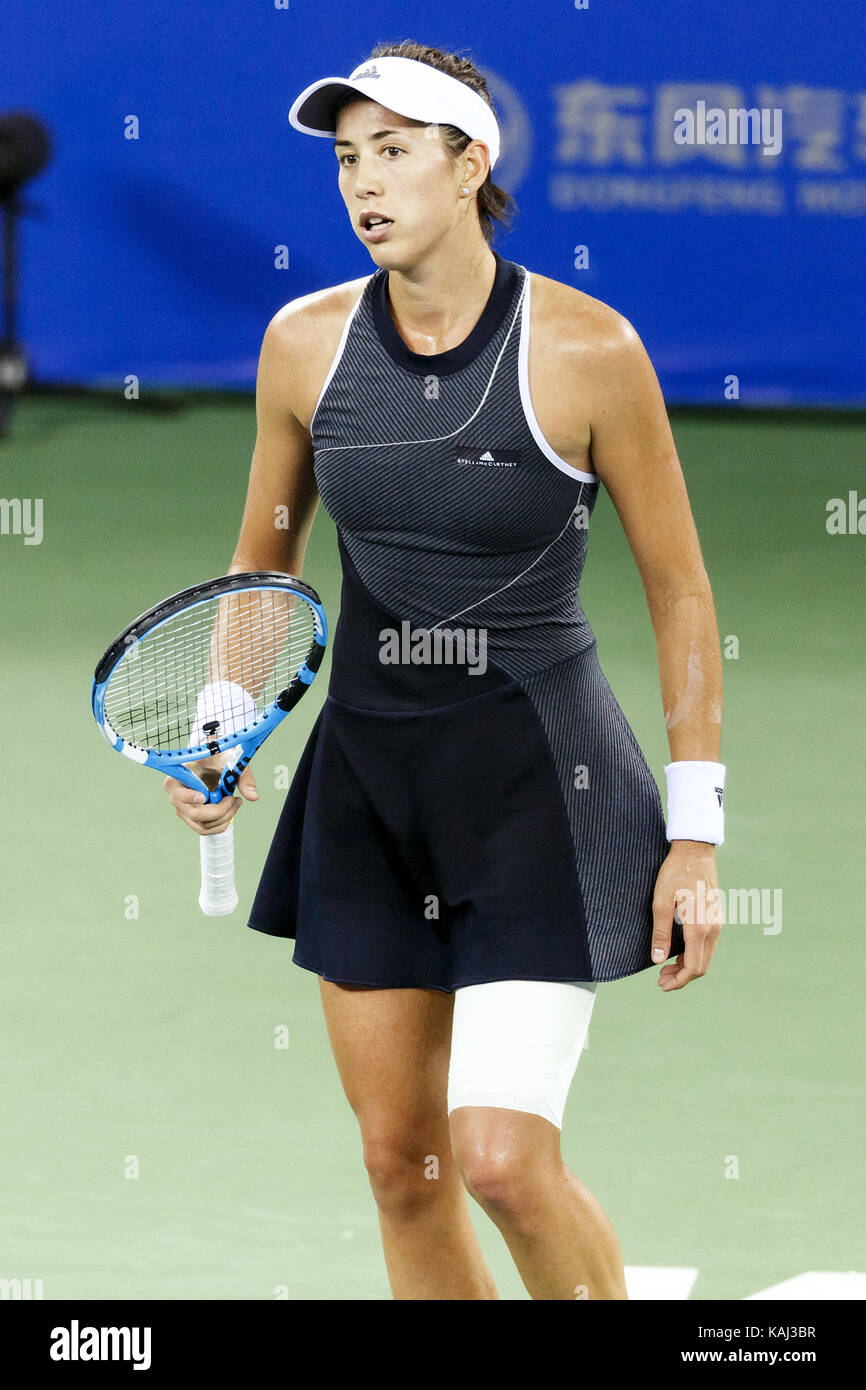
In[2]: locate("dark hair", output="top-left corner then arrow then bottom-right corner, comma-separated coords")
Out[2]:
335,39 -> 517,244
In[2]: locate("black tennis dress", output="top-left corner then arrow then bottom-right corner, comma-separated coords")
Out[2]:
248,251 -> 684,988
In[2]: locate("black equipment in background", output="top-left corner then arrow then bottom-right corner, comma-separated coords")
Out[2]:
0,111 -> 52,440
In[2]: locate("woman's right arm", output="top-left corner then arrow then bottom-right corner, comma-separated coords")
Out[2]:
165,310 -> 320,835
229,310 -> 320,578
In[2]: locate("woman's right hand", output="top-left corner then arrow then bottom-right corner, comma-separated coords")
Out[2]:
163,753 -> 259,836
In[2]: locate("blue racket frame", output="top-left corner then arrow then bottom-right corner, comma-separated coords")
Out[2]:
91,573 -> 327,802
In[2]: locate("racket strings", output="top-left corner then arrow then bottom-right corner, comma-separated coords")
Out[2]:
103,589 -> 317,753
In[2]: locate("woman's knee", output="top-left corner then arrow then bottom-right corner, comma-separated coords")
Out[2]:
450,1108 -> 562,1224
361,1120 -> 451,1214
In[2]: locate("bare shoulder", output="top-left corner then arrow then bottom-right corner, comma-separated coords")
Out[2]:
528,270 -> 641,366
261,275 -> 372,430
523,271 -> 649,467
269,274 -> 370,340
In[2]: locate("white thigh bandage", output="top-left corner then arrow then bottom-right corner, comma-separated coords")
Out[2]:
446,980 -> 598,1130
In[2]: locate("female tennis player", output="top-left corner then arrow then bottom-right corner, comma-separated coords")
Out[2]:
164,40 -> 725,1300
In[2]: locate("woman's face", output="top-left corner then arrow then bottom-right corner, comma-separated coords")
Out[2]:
334,98 -> 470,267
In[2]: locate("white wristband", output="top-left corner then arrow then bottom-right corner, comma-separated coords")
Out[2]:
664,761 -> 726,845
190,680 -> 258,749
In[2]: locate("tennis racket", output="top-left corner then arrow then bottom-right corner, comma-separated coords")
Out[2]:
91,572 -> 327,916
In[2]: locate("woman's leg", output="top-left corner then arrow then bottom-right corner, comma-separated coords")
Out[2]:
447,980 -> 628,1300
318,977 -> 498,1299
450,1106 -> 628,1299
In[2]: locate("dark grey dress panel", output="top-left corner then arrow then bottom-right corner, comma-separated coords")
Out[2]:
520,650 -> 685,979
312,257 -> 599,680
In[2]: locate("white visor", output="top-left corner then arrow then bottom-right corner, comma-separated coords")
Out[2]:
288,55 -> 500,171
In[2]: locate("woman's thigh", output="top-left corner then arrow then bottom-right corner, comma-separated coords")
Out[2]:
318,979 -> 455,1145
447,980 -> 598,1160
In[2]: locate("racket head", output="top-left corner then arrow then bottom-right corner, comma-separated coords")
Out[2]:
91,571 -> 327,791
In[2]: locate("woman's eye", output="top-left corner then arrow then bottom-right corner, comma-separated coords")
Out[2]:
338,147 -> 403,167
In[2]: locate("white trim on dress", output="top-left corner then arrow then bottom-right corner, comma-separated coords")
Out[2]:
516,266 -> 598,485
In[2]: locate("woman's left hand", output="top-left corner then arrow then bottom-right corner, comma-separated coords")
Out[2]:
651,842 -> 723,991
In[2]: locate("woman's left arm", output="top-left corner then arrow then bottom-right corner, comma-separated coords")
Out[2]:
582,310 -> 724,993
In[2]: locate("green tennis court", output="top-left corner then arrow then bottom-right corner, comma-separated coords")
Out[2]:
1,393 -> 862,1299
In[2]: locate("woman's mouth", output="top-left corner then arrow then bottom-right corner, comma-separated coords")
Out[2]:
360,212 -> 394,242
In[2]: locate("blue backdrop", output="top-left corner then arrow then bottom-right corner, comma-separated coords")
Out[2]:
3,0 -> 864,404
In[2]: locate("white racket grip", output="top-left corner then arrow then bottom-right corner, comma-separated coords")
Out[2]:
199,825 -> 239,916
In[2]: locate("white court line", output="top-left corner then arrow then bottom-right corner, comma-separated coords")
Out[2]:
625,1265 -> 700,1300
624,1266 -> 866,1300
746,1271 -> 866,1300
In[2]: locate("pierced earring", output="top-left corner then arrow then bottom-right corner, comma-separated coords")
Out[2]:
461,186 -> 470,195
